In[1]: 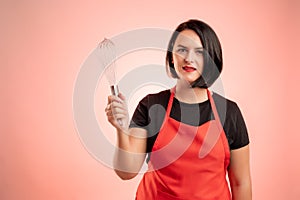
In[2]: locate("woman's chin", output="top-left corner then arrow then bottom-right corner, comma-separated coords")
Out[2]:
177,78 -> 197,87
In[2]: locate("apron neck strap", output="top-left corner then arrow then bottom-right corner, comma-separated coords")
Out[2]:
165,87 -> 176,117
207,89 -> 223,131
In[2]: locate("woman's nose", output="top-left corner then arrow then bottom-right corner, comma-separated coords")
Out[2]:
184,51 -> 194,63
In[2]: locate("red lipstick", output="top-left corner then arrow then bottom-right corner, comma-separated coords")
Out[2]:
182,65 -> 196,72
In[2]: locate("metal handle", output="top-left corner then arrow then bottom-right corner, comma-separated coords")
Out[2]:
110,85 -> 123,126
110,85 -> 119,96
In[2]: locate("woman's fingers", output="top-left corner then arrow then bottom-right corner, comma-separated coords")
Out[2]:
105,94 -> 129,129
118,92 -> 126,101
111,102 -> 127,111
108,94 -> 125,104
106,106 -> 127,117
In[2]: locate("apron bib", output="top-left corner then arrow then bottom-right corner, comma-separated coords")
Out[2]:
136,88 -> 231,200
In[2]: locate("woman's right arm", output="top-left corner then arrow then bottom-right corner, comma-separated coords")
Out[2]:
105,93 -> 147,180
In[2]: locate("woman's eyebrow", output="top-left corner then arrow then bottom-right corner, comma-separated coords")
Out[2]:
176,44 -> 204,49
176,44 -> 187,48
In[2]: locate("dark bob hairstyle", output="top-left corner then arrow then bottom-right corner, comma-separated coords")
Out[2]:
166,19 -> 223,88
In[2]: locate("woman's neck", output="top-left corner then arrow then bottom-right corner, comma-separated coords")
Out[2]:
174,82 -> 208,104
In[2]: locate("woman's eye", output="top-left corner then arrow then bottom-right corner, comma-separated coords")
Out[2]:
177,48 -> 187,53
196,50 -> 204,55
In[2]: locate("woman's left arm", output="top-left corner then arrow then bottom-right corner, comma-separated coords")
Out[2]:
228,144 -> 252,200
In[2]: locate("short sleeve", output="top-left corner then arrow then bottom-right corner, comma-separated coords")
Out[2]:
227,103 -> 250,150
129,96 -> 149,130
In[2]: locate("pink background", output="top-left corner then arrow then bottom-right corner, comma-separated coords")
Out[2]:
1,0 -> 300,199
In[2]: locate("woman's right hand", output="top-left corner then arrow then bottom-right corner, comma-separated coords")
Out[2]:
105,93 -> 129,132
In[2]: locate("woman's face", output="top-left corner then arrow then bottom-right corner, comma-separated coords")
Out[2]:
172,29 -> 204,84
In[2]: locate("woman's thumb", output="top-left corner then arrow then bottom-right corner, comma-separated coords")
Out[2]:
118,92 -> 126,101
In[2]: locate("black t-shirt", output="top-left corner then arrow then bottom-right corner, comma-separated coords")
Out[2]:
129,89 -> 249,159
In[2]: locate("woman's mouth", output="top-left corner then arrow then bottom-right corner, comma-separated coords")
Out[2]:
182,65 -> 196,72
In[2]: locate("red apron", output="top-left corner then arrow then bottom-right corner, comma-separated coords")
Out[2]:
136,88 -> 231,200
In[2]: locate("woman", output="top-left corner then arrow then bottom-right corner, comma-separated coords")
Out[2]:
105,19 -> 252,200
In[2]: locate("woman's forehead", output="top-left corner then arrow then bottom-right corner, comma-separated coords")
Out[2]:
175,30 -> 203,47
